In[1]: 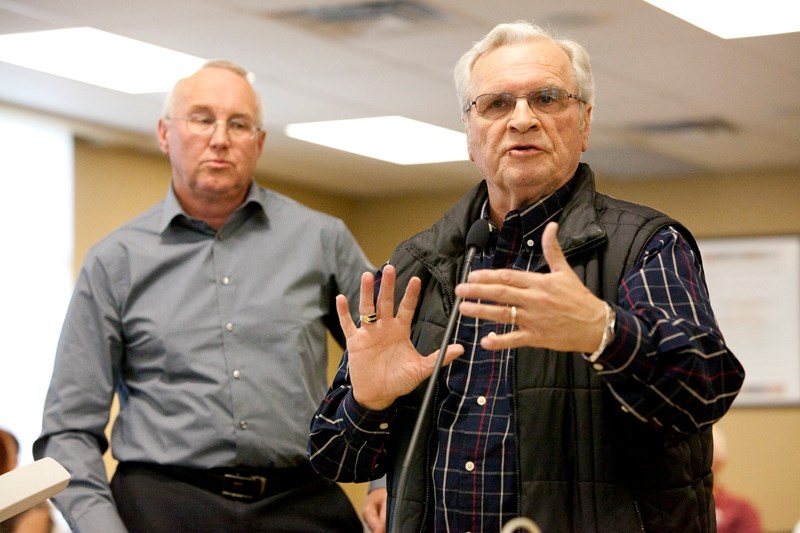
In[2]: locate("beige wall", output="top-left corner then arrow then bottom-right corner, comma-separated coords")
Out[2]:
75,140 -> 800,532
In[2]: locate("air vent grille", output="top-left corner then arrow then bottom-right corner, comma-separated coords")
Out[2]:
266,0 -> 443,36
633,117 -> 737,135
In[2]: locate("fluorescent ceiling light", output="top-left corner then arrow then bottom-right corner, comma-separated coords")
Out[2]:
0,27 -> 205,93
285,116 -> 469,165
642,0 -> 800,38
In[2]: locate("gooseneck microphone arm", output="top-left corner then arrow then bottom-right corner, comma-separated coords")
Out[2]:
390,219 -> 491,533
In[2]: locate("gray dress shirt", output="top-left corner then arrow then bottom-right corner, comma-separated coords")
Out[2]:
34,183 -> 371,532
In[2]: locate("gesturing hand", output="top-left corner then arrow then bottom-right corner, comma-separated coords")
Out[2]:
337,264 -> 464,411
454,221 -> 607,353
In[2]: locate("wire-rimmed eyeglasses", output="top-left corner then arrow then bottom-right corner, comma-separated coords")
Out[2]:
169,114 -> 261,140
465,87 -> 586,120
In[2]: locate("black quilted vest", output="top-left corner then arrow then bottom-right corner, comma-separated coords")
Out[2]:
385,164 -> 714,533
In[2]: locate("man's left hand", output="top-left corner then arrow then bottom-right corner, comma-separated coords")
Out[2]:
455,221 -> 608,354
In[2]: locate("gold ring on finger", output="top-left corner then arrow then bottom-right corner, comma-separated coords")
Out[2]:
360,313 -> 378,324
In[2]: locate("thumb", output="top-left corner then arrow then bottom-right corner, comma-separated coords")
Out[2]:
424,343 -> 465,370
541,221 -> 570,273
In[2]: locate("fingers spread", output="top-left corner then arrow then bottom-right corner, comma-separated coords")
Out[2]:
359,271 -> 376,316
396,276 -> 421,322
375,265 -> 396,319
337,294 -> 358,337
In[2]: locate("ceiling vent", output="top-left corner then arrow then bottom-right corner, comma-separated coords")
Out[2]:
633,117 -> 738,136
267,0 -> 444,36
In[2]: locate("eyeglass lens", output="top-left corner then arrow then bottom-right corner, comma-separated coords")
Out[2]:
182,115 -> 258,139
473,88 -> 576,119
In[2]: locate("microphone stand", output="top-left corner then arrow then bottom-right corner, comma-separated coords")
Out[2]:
390,220 -> 489,533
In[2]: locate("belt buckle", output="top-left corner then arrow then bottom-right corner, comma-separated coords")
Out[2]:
221,473 -> 267,501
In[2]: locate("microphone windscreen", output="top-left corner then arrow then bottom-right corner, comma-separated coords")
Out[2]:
465,219 -> 491,251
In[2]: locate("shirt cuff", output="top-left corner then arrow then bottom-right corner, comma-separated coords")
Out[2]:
68,503 -> 128,533
342,392 -> 395,435
368,476 -> 387,492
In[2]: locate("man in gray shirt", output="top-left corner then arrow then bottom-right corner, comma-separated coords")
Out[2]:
34,60 -> 369,532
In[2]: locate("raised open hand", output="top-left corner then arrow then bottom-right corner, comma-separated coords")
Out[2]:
337,264 -> 464,411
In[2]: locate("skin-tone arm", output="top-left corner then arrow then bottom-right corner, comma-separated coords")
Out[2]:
455,221 -> 608,354
334,266 -> 465,412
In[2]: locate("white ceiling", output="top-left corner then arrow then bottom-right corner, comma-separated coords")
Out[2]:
1,0 -> 799,197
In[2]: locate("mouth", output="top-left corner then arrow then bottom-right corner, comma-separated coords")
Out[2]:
507,144 -> 540,154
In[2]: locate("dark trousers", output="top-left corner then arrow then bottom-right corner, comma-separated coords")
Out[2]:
110,462 -> 363,533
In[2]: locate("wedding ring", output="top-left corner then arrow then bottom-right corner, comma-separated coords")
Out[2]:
510,305 -> 517,327
360,313 -> 378,324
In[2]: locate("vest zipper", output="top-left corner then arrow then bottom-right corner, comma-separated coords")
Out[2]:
407,248 -> 456,532
633,500 -> 646,532
407,247 -> 457,310
417,381 -> 439,533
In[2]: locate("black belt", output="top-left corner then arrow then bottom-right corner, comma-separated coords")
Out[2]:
123,461 -> 319,502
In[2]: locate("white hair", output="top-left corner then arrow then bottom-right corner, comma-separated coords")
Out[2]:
454,20 -> 595,117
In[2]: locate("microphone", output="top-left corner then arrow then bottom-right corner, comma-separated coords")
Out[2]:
390,219 -> 491,533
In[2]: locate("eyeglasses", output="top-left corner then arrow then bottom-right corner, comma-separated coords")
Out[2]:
465,88 -> 586,120
170,114 -> 261,140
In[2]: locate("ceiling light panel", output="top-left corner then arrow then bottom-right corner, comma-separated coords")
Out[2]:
0,27 -> 205,93
285,116 -> 468,165
642,0 -> 800,38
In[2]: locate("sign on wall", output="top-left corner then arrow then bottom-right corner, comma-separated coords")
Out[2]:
698,235 -> 800,406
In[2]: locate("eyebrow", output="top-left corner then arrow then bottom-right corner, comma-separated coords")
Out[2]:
185,105 -> 255,120
483,85 -> 566,94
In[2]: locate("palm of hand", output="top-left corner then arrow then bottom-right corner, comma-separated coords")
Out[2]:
347,316 -> 429,411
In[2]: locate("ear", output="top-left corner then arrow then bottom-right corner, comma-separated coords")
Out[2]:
256,129 -> 267,155
581,105 -> 592,153
157,118 -> 170,155
463,115 -> 476,162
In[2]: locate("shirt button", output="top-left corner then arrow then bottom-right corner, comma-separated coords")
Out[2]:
226,322 -> 234,332
593,363 -> 603,371
465,461 -> 475,472
232,370 -> 241,379
477,396 -> 487,406
239,420 -> 248,430
221,276 -> 230,285
526,239 -> 535,247
379,423 -> 389,430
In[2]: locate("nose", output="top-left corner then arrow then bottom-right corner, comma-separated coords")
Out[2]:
209,120 -> 231,145
508,98 -> 539,133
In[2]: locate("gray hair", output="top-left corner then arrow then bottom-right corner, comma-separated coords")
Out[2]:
161,59 -> 263,125
454,20 -> 595,117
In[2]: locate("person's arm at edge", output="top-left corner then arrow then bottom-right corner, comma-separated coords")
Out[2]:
363,480 -> 387,533
33,258 -> 128,533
